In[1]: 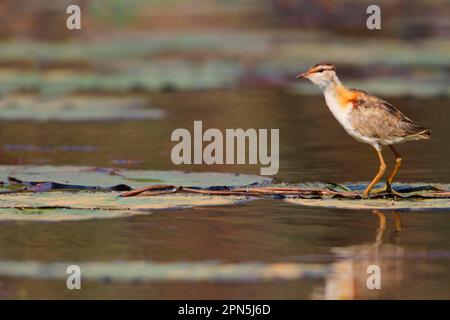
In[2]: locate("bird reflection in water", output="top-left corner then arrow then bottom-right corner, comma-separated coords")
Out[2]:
313,210 -> 405,300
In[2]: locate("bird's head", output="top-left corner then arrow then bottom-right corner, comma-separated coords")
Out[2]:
296,62 -> 337,88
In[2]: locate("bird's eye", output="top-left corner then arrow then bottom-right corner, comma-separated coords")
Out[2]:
317,68 -> 325,73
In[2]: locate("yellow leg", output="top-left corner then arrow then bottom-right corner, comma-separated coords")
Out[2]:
363,147 -> 386,198
385,145 -> 402,193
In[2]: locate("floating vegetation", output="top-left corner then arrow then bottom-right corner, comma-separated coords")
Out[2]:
285,198 -> 450,211
0,166 -> 448,221
0,61 -> 242,95
0,193 -> 250,221
0,208 -> 143,222
0,165 -> 271,190
0,33 -> 449,96
1,250 -> 449,282
0,94 -> 164,121
120,182 -> 450,200
3,144 -> 98,153
0,166 -> 271,221
0,260 -> 329,282
118,183 -> 450,212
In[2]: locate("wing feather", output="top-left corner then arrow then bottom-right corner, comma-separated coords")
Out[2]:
348,89 -> 431,141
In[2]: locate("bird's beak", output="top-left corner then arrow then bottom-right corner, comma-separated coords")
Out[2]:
296,72 -> 307,79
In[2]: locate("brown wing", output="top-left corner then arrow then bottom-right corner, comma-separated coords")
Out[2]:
348,89 -> 431,141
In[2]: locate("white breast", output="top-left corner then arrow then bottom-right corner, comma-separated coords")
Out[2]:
323,88 -> 353,131
323,88 -> 378,147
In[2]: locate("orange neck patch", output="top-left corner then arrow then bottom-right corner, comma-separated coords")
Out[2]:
335,85 -> 357,109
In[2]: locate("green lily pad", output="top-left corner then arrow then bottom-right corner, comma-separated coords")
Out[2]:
0,208 -> 141,222
0,192 -> 248,211
0,193 -> 249,221
0,61 -> 242,95
2,34 -> 450,96
0,165 -> 270,221
285,198 -> 450,212
0,165 -> 271,190
284,182 -> 450,211
0,260 -> 328,282
0,94 -> 164,121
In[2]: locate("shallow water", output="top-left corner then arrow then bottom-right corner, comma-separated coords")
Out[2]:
0,89 -> 449,299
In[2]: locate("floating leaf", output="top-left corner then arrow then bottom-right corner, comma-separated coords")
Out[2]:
0,94 -> 164,121
284,198 -> 450,211
0,260 -> 328,282
0,193 -> 250,221
0,165 -> 271,191
0,168 -> 448,220
0,208 -> 141,222
284,182 -> 450,211
0,165 -> 271,221
0,61 -> 242,95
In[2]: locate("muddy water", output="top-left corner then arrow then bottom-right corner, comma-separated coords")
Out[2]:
0,89 -> 449,299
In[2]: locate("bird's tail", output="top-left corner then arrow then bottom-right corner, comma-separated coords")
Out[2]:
416,128 -> 432,140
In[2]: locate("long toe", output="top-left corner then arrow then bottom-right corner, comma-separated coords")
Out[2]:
373,185 -> 403,197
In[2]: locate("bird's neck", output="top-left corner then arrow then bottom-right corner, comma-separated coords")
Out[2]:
322,76 -> 356,110
322,75 -> 343,93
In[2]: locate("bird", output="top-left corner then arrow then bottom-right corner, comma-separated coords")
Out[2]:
297,62 -> 431,198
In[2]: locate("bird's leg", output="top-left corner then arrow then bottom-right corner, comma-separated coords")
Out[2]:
374,145 -> 403,196
363,147 -> 386,198
385,145 -> 402,194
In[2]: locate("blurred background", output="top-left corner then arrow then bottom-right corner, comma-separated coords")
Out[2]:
0,0 -> 449,299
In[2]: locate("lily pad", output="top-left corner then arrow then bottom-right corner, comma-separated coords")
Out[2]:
285,198 -> 450,212
0,193 -> 249,221
0,165 -> 270,221
284,182 -> 450,211
0,260 -> 328,282
0,61 -> 242,95
0,165 -> 271,190
0,208 -> 141,222
0,169 -> 448,220
0,94 -> 164,121
1,33 -> 450,96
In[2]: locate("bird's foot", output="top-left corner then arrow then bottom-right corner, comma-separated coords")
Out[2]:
373,184 -> 403,197
362,184 -> 403,199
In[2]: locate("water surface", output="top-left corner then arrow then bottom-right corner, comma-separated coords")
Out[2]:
0,89 -> 449,299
